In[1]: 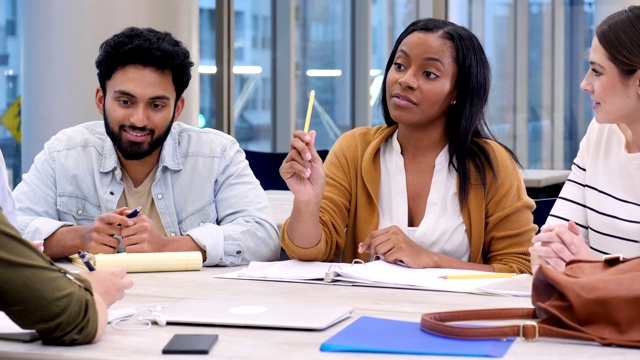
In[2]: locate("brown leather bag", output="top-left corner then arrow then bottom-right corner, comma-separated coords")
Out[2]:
421,255 -> 640,348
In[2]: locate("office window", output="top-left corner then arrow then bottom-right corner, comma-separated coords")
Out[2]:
199,1 -> 216,130
564,0 -> 594,169
0,0 -> 20,188
478,1 -> 518,155
251,14 -> 258,48
233,1 -> 272,150
235,11 -> 245,61
450,0 -> 596,169
528,0 -> 553,168
294,0 -> 352,151
450,0 -> 518,155
199,0 -> 273,150
262,15 -> 269,49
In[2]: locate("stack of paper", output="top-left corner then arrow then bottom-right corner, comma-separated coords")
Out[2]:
228,260 -> 532,296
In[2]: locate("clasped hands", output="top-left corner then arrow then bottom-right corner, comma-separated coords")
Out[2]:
80,207 -> 168,254
529,221 -> 597,273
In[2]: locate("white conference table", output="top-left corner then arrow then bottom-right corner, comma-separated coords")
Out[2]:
1,266 -> 637,359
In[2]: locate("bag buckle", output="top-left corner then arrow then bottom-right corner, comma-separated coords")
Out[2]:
519,321 -> 539,341
603,254 -> 624,264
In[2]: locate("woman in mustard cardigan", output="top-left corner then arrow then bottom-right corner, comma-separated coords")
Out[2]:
279,18 -> 535,274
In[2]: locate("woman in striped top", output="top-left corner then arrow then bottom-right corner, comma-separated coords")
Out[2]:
530,5 -> 640,272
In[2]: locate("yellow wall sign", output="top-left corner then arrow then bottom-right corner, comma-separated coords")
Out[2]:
0,96 -> 21,144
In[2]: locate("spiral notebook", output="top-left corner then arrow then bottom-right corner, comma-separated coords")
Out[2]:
69,251 -> 203,273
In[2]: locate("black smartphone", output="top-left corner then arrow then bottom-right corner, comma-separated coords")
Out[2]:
162,334 -> 218,355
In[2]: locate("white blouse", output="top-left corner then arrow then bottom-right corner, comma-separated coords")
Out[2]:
378,131 -> 470,261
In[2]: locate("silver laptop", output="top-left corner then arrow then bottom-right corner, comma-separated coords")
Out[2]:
159,299 -> 354,330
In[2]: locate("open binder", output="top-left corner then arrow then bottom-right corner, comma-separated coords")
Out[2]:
219,260 -> 532,296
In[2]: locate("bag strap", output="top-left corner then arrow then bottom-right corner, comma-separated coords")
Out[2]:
420,308 -> 602,343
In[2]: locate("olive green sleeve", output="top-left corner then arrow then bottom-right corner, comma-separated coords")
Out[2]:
0,211 -> 99,345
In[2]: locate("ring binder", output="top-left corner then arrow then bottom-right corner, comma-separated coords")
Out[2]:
324,259 -> 365,283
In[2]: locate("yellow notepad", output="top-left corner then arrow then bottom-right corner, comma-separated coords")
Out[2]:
69,251 -> 203,273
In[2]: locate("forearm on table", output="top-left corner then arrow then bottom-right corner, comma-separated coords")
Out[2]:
161,235 -> 207,261
44,225 -> 87,259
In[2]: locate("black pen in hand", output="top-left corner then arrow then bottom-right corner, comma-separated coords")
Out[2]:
127,205 -> 143,219
116,206 -> 143,226
77,250 -> 96,271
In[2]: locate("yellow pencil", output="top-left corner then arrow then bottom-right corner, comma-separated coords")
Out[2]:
303,90 -> 315,133
439,273 -> 516,280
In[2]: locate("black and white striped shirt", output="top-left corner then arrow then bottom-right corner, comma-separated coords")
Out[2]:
546,120 -> 640,257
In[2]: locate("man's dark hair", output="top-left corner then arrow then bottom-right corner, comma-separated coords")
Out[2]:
95,27 -> 194,100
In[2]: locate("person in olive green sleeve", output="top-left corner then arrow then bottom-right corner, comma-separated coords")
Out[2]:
0,211 -> 133,345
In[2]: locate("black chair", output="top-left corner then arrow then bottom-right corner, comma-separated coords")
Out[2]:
244,149 -> 329,191
532,198 -> 556,233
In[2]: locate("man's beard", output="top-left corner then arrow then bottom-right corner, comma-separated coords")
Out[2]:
104,109 -> 174,161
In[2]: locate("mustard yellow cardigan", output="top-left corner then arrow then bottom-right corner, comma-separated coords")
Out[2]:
281,125 -> 535,274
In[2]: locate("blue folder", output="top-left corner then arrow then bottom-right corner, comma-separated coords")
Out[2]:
320,316 -> 514,357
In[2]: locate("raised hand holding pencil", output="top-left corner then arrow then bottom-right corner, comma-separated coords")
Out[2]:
279,89 -> 325,201
279,89 -> 326,249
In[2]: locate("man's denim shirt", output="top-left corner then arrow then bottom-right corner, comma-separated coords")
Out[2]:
13,121 -> 280,266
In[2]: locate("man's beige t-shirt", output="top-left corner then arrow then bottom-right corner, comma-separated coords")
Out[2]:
117,166 -> 167,249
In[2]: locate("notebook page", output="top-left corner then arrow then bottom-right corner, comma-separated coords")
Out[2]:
95,251 -> 203,273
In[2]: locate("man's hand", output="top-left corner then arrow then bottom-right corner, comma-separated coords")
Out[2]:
529,221 -> 596,272
120,213 -> 169,253
78,207 -> 132,254
44,208 -> 136,259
